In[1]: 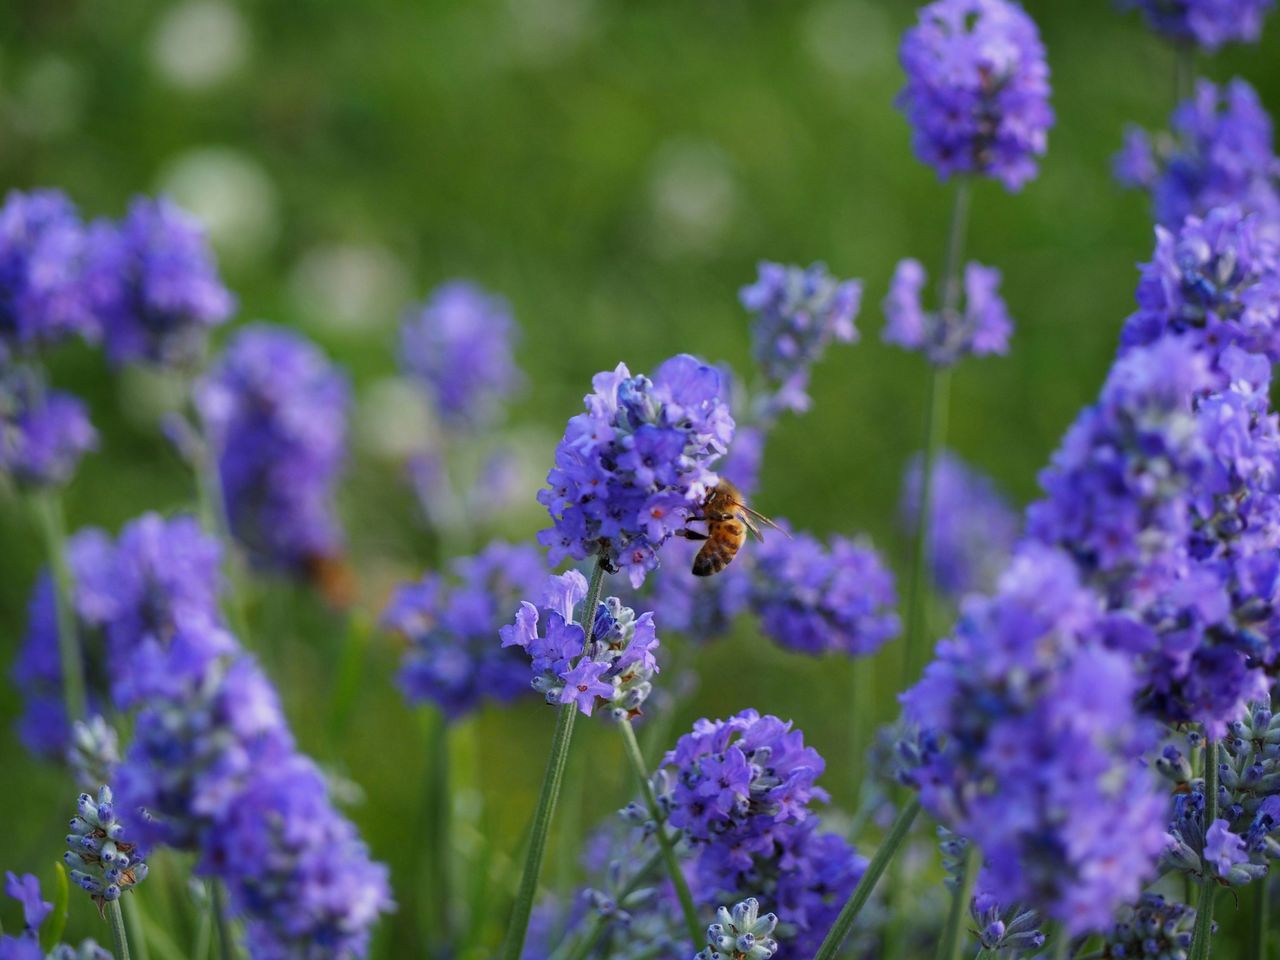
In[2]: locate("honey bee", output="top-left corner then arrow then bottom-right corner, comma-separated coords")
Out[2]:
677,479 -> 786,577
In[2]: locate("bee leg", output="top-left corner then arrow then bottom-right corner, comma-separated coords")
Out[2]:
675,528 -> 710,541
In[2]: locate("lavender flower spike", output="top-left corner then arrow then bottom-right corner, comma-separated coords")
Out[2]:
1118,0 -> 1276,50
64,786 -> 148,906
882,259 -> 1014,366
537,354 -> 734,587
898,0 -> 1054,190
0,368 -> 97,489
695,898 -> 780,960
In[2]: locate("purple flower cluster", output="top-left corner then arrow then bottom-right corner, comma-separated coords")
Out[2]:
400,280 -> 523,428
0,366 -> 97,489
902,545 -> 1167,935
1120,206 -> 1280,370
1118,0 -> 1276,49
383,541 -> 546,720
86,196 -> 234,368
1103,894 -> 1197,959
537,354 -> 734,587
882,259 -> 1013,366
196,324 -> 351,573
897,0 -> 1054,190
501,571 -> 662,718
14,513 -> 392,955
0,190 -> 98,351
1115,80 -> 1280,236
657,710 -> 867,958
2,872 -> 112,960
749,525 -> 899,658
64,786 -> 148,906
739,263 -> 862,417
900,450 -> 1019,601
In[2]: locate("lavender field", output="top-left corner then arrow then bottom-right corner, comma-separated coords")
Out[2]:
3,1 -> 1280,958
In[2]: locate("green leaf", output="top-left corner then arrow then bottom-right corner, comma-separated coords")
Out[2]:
41,861 -> 70,953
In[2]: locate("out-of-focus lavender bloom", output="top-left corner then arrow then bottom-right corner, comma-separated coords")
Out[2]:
1115,80 -> 1280,236
4,873 -> 51,932
0,189 -> 98,350
936,835 -> 1047,956
1,874 -> 113,960
897,0 -> 1054,190
1118,0 -> 1276,49
695,898 -> 780,960
501,572 -> 662,718
1102,894 -> 1196,959
749,524 -> 899,658
196,324 -> 350,573
87,196 -> 234,368
900,450 -> 1019,601
63,786 -> 148,906
0,368 -> 97,488
537,354 -> 734,587
655,710 -> 866,959
637,533 -> 751,644
1121,206 -> 1280,371
739,263 -> 861,418
902,545 -> 1167,935
400,280 -> 523,428
882,259 -> 1014,366
384,541 -> 546,721
67,716 -> 120,791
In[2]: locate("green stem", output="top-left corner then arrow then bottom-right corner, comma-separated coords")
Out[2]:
902,179 -> 970,684
193,443 -> 252,645
212,883 -> 236,960
813,798 -> 922,960
500,562 -> 608,960
124,896 -> 151,960
1174,43 -> 1195,104
427,710 -> 453,953
34,491 -> 87,724
937,842 -> 977,960
1250,871 -> 1270,960
617,718 -> 702,946
107,901 -> 132,960
1189,730 -> 1219,960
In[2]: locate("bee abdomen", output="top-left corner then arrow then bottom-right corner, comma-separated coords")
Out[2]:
692,524 -> 743,577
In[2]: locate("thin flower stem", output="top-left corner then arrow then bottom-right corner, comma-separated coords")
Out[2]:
124,896 -> 151,960
107,901 -> 132,960
901,178 -> 971,684
193,442 -> 252,645
617,717 -> 702,946
1249,870 -> 1270,960
501,562 -> 608,960
813,797 -> 922,960
937,842 -> 977,960
427,710 -> 453,954
1189,730 -> 1219,960
212,883 -> 236,960
33,490 -> 87,724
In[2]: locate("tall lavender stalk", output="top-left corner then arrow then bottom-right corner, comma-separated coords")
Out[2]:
33,491 -> 87,725
1188,732 -> 1220,960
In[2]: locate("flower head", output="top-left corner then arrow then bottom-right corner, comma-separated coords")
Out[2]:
1118,0 -> 1276,49
0,189 -> 97,350
400,280 -> 523,428
695,898 -> 780,960
739,262 -> 861,417
64,786 -> 148,907
1115,79 -> 1280,239
0,368 -> 97,489
1102,894 -> 1196,959
4,873 -> 51,931
87,196 -> 234,368
882,259 -> 1014,366
897,0 -> 1054,190
385,541 -> 546,721
749,525 -> 899,658
537,354 -> 734,587
196,324 -> 350,573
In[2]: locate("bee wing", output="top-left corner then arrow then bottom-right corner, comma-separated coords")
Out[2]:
733,500 -> 791,541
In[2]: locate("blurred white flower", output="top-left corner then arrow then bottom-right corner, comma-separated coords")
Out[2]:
151,0 -> 249,90
645,139 -> 738,257
802,0 -> 893,81
503,0 -> 598,67
158,147 -> 279,264
357,376 -> 435,461
289,244 -> 411,336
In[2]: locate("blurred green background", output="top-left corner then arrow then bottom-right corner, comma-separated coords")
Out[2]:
2,0 -> 1279,956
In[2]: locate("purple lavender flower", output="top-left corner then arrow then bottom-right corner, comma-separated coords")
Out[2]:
897,0 -> 1054,190
696,898 -> 780,960
1118,0 -> 1276,49
1204,819 -> 1249,877
0,189 -> 98,350
196,324 -> 350,573
882,259 -> 1014,366
400,280 -> 523,428
739,263 -> 861,417
86,196 -> 234,368
537,354 -> 734,587
4,873 -> 51,931
1115,79 -> 1280,235
635,532 -> 752,644
63,786 -> 148,906
501,572 -> 662,718
749,524 -> 899,658
384,541 -> 547,721
1120,206 -> 1280,370
900,450 -> 1019,601
657,710 -> 866,958
0,368 -> 97,488
902,545 -> 1167,935
1103,894 -> 1196,959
